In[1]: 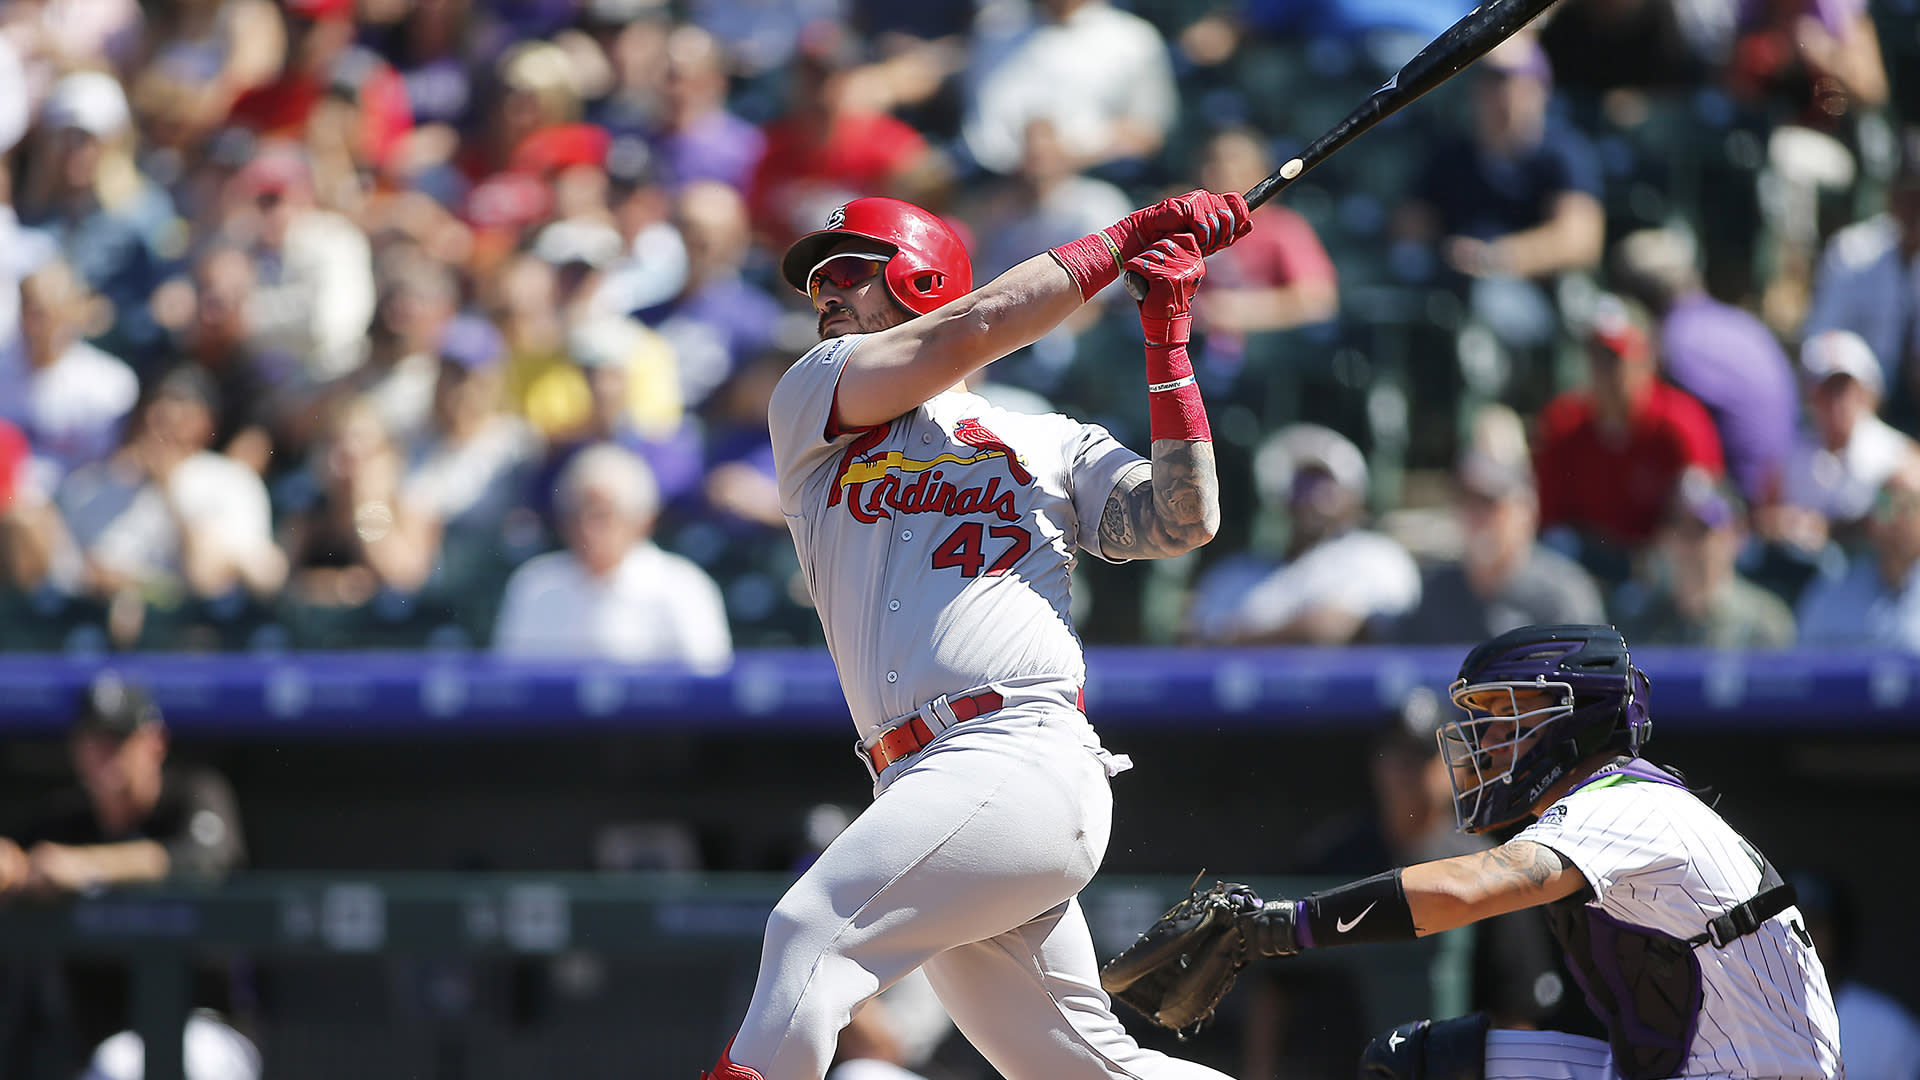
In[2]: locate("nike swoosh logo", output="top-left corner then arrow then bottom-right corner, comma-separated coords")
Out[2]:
1387,1030 -> 1406,1052
1336,902 -> 1377,934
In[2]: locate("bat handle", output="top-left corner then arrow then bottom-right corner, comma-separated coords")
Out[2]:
1123,269 -> 1149,301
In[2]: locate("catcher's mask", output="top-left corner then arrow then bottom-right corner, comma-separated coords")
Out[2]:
781,196 -> 973,315
1438,624 -> 1651,833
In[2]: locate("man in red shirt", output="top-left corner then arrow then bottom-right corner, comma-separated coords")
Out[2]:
748,23 -> 936,251
226,0 -> 412,174
1533,295 -> 1724,555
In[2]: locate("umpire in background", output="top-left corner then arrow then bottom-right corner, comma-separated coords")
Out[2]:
0,671 -> 248,1078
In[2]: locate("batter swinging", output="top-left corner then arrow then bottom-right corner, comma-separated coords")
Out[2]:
697,191 -> 1252,1080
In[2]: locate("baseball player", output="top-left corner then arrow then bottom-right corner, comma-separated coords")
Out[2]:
698,188 -> 1252,1080
1138,624 -> 1844,1079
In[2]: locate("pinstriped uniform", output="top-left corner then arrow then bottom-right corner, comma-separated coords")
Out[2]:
1508,778 -> 1844,1079
725,335 -> 1237,1080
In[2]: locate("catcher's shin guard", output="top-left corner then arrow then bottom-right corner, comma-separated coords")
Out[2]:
701,1041 -> 765,1080
1358,1013 -> 1490,1080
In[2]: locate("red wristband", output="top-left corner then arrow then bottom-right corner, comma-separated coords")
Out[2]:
1049,232 -> 1122,301
1146,343 -> 1211,443
1140,313 -> 1192,348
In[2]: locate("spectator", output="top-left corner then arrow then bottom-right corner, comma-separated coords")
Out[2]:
1797,447 -> 1920,650
646,24 -> 766,194
1537,0 -> 1705,95
1800,138 -> 1920,425
168,245 -> 300,473
0,417 -> 40,588
593,151 -> 691,321
640,180 -> 782,409
575,0 -> 670,140
226,0 -> 413,175
16,71 -> 184,362
1183,423 -> 1420,645
687,0 -> 844,81
1392,34 -> 1604,353
403,313 -> 541,536
1612,226 -> 1797,508
0,673 -> 249,1079
507,221 -> 684,442
1788,870 -> 1920,1080
964,116 -> 1132,392
492,443 -> 732,666
0,257 -> 141,490
306,251 -> 458,452
366,0 -> 477,130
961,0 -> 1176,180
1615,470 -> 1798,648
1221,0 -> 1480,71
749,21 -> 939,250
1190,126 -> 1339,377
1390,406 -> 1605,644
218,143 -> 375,382
525,315 -> 707,532
970,117 -> 1134,282
1533,294 -> 1725,562
1768,329 -> 1919,552
280,395 -> 439,606
1733,0 -> 1894,333
43,366 -> 287,605
131,0 -> 287,146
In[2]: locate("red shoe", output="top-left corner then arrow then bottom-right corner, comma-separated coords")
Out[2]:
700,1042 -> 764,1080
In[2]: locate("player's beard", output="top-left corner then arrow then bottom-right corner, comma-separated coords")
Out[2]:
818,304 -> 903,340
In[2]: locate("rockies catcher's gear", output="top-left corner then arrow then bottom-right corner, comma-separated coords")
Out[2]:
1098,881 -> 1259,1038
1357,1014 -> 1490,1080
781,197 -> 973,315
1439,624 -> 1651,833
1541,757 -> 1808,1080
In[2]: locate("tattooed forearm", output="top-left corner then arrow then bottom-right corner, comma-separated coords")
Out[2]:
1098,440 -> 1221,559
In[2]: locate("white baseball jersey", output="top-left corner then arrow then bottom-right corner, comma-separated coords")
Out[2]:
1516,777 -> 1844,1079
769,333 -> 1141,739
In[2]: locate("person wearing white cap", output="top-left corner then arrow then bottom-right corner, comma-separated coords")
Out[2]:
1769,329 -> 1920,551
1181,422 -> 1420,645
15,70 -> 181,357
1797,445 -> 1920,650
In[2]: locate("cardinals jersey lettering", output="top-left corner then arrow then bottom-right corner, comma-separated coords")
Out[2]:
770,334 -> 1142,738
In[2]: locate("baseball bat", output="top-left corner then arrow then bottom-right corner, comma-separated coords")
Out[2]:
1124,0 -> 1567,300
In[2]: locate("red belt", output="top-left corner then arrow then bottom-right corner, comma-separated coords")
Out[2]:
862,687 -> 1086,777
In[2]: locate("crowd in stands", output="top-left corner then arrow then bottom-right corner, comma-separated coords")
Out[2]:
0,0 -> 1917,657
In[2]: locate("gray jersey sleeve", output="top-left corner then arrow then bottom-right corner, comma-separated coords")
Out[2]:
769,334 -> 867,514
1064,420 -> 1146,563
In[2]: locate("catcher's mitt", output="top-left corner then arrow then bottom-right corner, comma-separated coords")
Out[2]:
1099,880 -> 1262,1039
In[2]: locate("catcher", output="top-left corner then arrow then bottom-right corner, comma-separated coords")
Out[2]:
1102,624 -> 1843,1080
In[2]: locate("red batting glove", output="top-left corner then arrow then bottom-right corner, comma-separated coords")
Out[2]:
1130,234 -> 1212,443
1129,234 -> 1207,344
1051,190 -> 1251,301
1108,189 -> 1252,261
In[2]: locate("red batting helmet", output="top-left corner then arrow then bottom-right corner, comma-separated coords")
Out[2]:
781,197 -> 972,315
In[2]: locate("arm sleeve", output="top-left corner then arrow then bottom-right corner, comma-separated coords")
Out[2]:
1064,419 -> 1148,563
768,335 -> 868,515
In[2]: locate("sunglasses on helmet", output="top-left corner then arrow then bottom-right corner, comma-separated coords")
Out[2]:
807,252 -> 892,306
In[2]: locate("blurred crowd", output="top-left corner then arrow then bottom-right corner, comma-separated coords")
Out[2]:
0,0 -> 1916,657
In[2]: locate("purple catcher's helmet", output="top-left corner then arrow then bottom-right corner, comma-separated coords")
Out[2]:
1439,624 -> 1651,834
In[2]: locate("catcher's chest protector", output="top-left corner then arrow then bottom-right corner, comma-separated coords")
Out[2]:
1545,897 -> 1700,1080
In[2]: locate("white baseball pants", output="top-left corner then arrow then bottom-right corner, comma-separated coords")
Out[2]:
1483,1028 -> 1615,1079
727,703 -> 1236,1080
